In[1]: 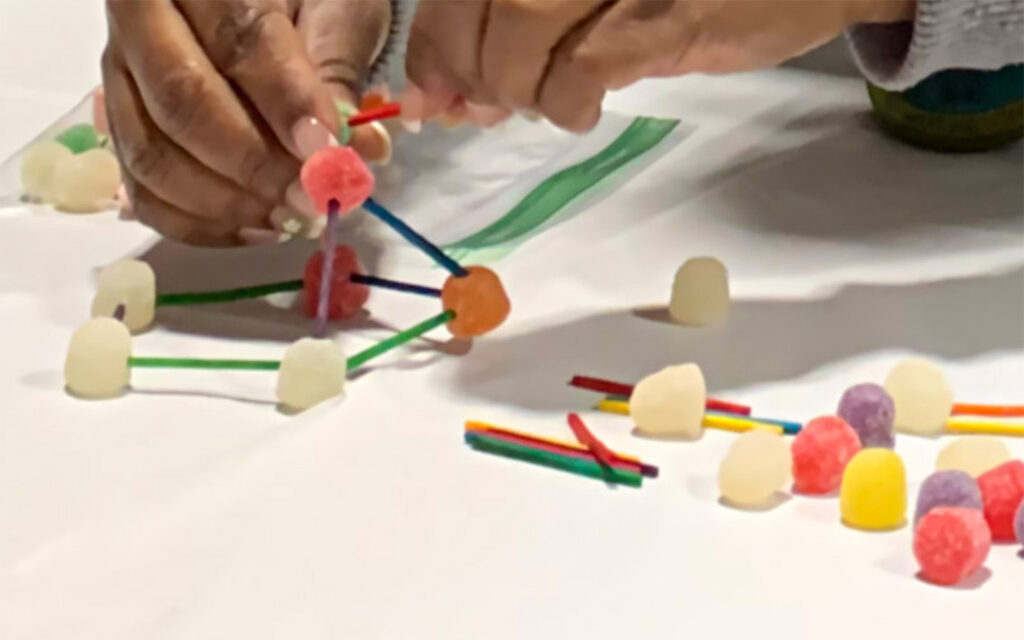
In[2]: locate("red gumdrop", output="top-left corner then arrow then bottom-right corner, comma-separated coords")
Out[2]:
300,146 -> 375,214
303,246 -> 370,320
791,415 -> 862,494
913,507 -> 991,586
976,459 -> 1024,541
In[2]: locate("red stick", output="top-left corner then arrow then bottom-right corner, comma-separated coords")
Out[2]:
348,102 -> 401,127
567,413 -> 617,469
568,375 -> 752,416
470,427 -> 645,476
952,403 -> 1024,418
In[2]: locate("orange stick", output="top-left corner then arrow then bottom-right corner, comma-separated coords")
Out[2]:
952,403 -> 1024,418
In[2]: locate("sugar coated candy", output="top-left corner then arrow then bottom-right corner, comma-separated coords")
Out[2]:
64,318 -> 131,399
302,246 -> 370,320
441,266 -> 511,338
1015,500 -> 1023,545
668,257 -> 730,327
791,416 -> 861,494
884,358 -> 953,436
21,140 -> 73,201
51,148 -> 121,213
914,507 -> 991,586
837,383 -> 895,448
976,459 -> 1024,541
914,470 -> 983,525
629,364 -> 705,439
55,123 -> 101,154
91,259 -> 156,333
935,436 -> 1011,477
718,429 -> 792,508
276,338 -> 347,410
840,448 -> 907,531
299,146 -> 375,214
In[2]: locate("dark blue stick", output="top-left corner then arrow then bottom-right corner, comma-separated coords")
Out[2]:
361,197 -> 468,277
349,273 -> 442,298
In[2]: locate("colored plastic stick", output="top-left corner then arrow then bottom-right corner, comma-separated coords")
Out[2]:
596,400 -> 784,435
952,403 -> 1024,418
567,412 -> 616,468
947,419 -> 1024,437
350,274 -> 442,298
596,399 -> 630,416
706,410 -> 802,435
128,357 -> 280,371
361,198 -> 468,277
347,102 -> 401,126
569,375 -> 751,416
466,426 -> 649,477
156,280 -> 303,306
315,199 -> 341,337
346,310 -> 454,371
465,420 -> 643,464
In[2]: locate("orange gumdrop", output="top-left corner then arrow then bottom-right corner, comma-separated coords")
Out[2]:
441,266 -> 510,338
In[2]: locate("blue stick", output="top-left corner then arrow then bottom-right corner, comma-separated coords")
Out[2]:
349,273 -> 442,298
362,197 -> 468,277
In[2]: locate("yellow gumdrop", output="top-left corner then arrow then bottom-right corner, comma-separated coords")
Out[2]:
839,448 -> 907,531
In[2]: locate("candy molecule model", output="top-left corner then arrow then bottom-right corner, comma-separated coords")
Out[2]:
67,121 -> 512,411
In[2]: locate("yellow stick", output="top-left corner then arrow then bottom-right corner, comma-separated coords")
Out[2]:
596,400 -> 630,416
464,420 -> 643,463
596,400 -> 783,435
947,419 -> 1024,437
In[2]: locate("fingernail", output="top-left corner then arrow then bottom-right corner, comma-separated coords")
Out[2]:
367,121 -> 393,166
291,117 -> 337,159
285,179 -> 319,217
400,84 -> 424,133
238,227 -> 288,246
465,102 -> 509,128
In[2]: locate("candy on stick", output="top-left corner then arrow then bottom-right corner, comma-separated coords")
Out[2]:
837,383 -> 895,448
840,448 -> 907,531
629,364 -> 706,439
276,338 -> 347,411
914,507 -> 991,586
303,245 -> 371,321
64,318 -> 131,399
440,266 -> 510,338
300,146 -> 375,214
914,470 -> 983,525
91,259 -> 156,333
884,357 -> 953,436
669,257 -> 730,327
976,459 -> 1024,541
718,429 -> 792,508
935,436 -> 1011,477
791,416 -> 861,495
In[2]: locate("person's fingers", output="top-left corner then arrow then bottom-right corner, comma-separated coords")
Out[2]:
174,0 -> 340,159
125,176 -> 238,247
106,0 -> 298,203
534,14 -> 609,133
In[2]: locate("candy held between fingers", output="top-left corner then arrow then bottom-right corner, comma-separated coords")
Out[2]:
51,148 -> 121,213
440,266 -> 511,338
64,318 -> 131,399
91,259 -> 156,333
669,257 -> 730,327
21,141 -> 73,201
837,383 -> 895,448
840,448 -> 907,531
914,470 -> 983,525
718,429 -> 792,508
976,459 -> 1024,541
935,436 -> 1011,477
276,338 -> 347,410
300,146 -> 375,214
791,416 -> 862,495
914,507 -> 991,586
630,364 -> 706,439
302,246 -> 370,320
884,358 -> 954,436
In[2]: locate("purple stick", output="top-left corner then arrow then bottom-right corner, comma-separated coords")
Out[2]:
314,199 -> 341,338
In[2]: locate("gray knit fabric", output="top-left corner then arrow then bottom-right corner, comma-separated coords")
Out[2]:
366,0 -> 415,90
849,0 -> 1024,90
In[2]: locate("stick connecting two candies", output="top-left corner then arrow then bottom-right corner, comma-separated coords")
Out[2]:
63,104 -> 511,411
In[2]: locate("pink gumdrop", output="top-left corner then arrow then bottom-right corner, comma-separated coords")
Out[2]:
93,87 -> 110,136
914,507 -> 991,586
302,245 -> 370,320
299,146 -> 374,214
976,459 -> 1024,542
791,415 -> 862,494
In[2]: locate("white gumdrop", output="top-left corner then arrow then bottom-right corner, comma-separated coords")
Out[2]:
630,364 -> 706,438
718,429 -> 792,507
21,140 -> 73,201
884,358 -> 953,436
936,436 -> 1011,477
91,259 -> 156,333
51,148 -> 121,213
276,339 -> 347,410
64,318 -> 131,399
669,257 -> 730,327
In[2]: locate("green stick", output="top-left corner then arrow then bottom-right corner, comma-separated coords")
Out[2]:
156,280 -> 304,306
128,357 -> 281,371
346,310 -> 454,371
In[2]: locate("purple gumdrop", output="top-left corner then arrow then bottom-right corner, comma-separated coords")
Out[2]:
837,383 -> 895,448
914,470 -> 984,525
1015,500 -> 1023,545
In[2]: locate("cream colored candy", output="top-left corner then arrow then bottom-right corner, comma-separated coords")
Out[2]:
718,429 -> 792,507
276,339 -> 347,410
936,436 -> 1011,477
64,318 -> 131,399
21,140 -> 73,201
669,257 -> 730,327
91,259 -> 156,333
884,358 -> 953,436
630,364 -> 706,438
51,148 -> 121,213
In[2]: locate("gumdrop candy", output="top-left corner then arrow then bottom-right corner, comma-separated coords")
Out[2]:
837,383 -> 895,448
884,357 -> 953,436
976,459 -> 1024,541
668,257 -> 730,327
791,416 -> 862,494
91,259 -> 156,333
840,448 -> 907,531
302,246 -> 370,320
1015,500 -> 1023,545
299,146 -> 375,214
936,436 -> 1011,477
914,507 -> 991,586
441,266 -> 511,338
629,364 -> 705,439
51,148 -> 121,212
21,140 -> 73,201
64,318 -> 131,399
276,338 -> 347,410
55,123 -> 101,154
914,470 -> 983,525
93,87 -> 110,136
718,429 -> 792,508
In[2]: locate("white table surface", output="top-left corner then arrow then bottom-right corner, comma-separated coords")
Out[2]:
0,2 -> 1022,639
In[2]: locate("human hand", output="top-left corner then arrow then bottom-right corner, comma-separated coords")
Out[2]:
403,0 -> 915,132
102,0 -> 392,246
